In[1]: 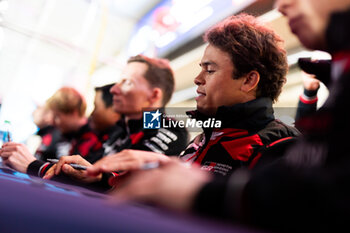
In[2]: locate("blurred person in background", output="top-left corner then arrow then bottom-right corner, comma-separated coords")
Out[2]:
89,84 -> 122,153
93,1 -> 350,233
107,55 -> 189,155
0,87 -> 103,176
33,55 -> 189,188
29,104 -> 61,161
294,58 -> 331,124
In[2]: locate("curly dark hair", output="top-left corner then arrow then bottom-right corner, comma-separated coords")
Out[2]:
127,55 -> 175,106
204,13 -> 288,102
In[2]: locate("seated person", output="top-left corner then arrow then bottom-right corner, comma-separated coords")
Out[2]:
99,1 -> 350,233
89,84 -> 121,154
30,103 -> 61,161
0,56 -> 189,181
0,87 -> 102,175
108,55 -> 189,155
47,14 -> 299,187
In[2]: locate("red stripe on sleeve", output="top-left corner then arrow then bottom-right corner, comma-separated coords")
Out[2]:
266,137 -> 293,148
299,95 -> 318,105
40,163 -> 50,177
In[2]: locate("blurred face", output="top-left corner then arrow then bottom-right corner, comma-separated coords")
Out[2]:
33,106 -> 54,129
52,110 -> 80,134
194,44 -> 246,116
275,0 -> 350,50
90,91 -> 119,132
110,62 -> 154,117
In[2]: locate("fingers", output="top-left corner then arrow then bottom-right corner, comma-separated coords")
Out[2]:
0,143 -> 29,159
51,161 -> 85,178
0,150 -> 13,159
0,143 -> 21,153
43,165 -> 56,180
61,164 -> 82,177
54,155 -> 90,175
112,169 -> 161,203
87,150 -> 170,176
1,142 -> 21,148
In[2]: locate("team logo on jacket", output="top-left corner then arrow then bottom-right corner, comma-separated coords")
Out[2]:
143,109 -> 162,129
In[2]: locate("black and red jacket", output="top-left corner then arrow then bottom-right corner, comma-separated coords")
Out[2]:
193,10 -> 350,232
34,125 -> 62,161
27,123 -> 103,177
95,115 -> 190,159
27,115 -> 189,191
180,98 -> 300,176
122,116 -> 189,156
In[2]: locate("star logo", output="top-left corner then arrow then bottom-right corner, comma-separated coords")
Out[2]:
150,109 -> 162,122
143,109 -> 162,129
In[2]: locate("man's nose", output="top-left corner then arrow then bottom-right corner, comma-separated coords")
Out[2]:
110,82 -> 121,95
274,0 -> 291,16
194,72 -> 205,86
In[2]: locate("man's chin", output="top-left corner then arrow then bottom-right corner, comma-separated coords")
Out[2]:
196,106 -> 217,117
112,105 -> 123,113
298,32 -> 326,51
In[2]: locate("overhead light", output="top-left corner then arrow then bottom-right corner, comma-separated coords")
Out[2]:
155,31 -> 176,48
178,6 -> 214,33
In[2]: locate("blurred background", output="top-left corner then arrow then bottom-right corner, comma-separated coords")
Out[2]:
0,0 -> 330,142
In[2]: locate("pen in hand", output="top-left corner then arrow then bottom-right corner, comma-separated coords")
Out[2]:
47,159 -> 87,170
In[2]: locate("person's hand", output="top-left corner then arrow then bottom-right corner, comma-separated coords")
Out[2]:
43,155 -> 102,183
86,149 -> 170,176
302,72 -> 320,91
0,142 -> 36,173
111,158 -> 211,212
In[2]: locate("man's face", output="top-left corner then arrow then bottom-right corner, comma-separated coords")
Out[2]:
52,110 -> 79,134
275,0 -> 350,50
90,91 -> 116,132
110,62 -> 154,116
194,44 -> 246,116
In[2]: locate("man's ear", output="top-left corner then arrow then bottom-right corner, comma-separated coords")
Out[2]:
149,87 -> 163,106
240,71 -> 260,93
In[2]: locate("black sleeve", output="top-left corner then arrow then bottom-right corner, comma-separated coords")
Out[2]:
27,160 -> 55,177
298,58 -> 331,87
27,160 -> 113,193
295,88 -> 319,122
192,159 -> 350,233
240,161 -> 348,233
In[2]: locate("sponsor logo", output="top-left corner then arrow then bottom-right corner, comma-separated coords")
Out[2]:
143,109 -> 222,129
143,109 -> 162,129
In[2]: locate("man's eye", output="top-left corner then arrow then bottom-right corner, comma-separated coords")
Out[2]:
206,70 -> 215,74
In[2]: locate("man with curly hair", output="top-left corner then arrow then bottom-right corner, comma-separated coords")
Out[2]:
176,14 -> 299,176
86,14 -> 299,179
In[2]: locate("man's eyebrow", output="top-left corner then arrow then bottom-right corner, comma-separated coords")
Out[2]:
199,61 -> 218,67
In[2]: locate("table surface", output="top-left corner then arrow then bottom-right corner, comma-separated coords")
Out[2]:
0,163 -> 259,233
